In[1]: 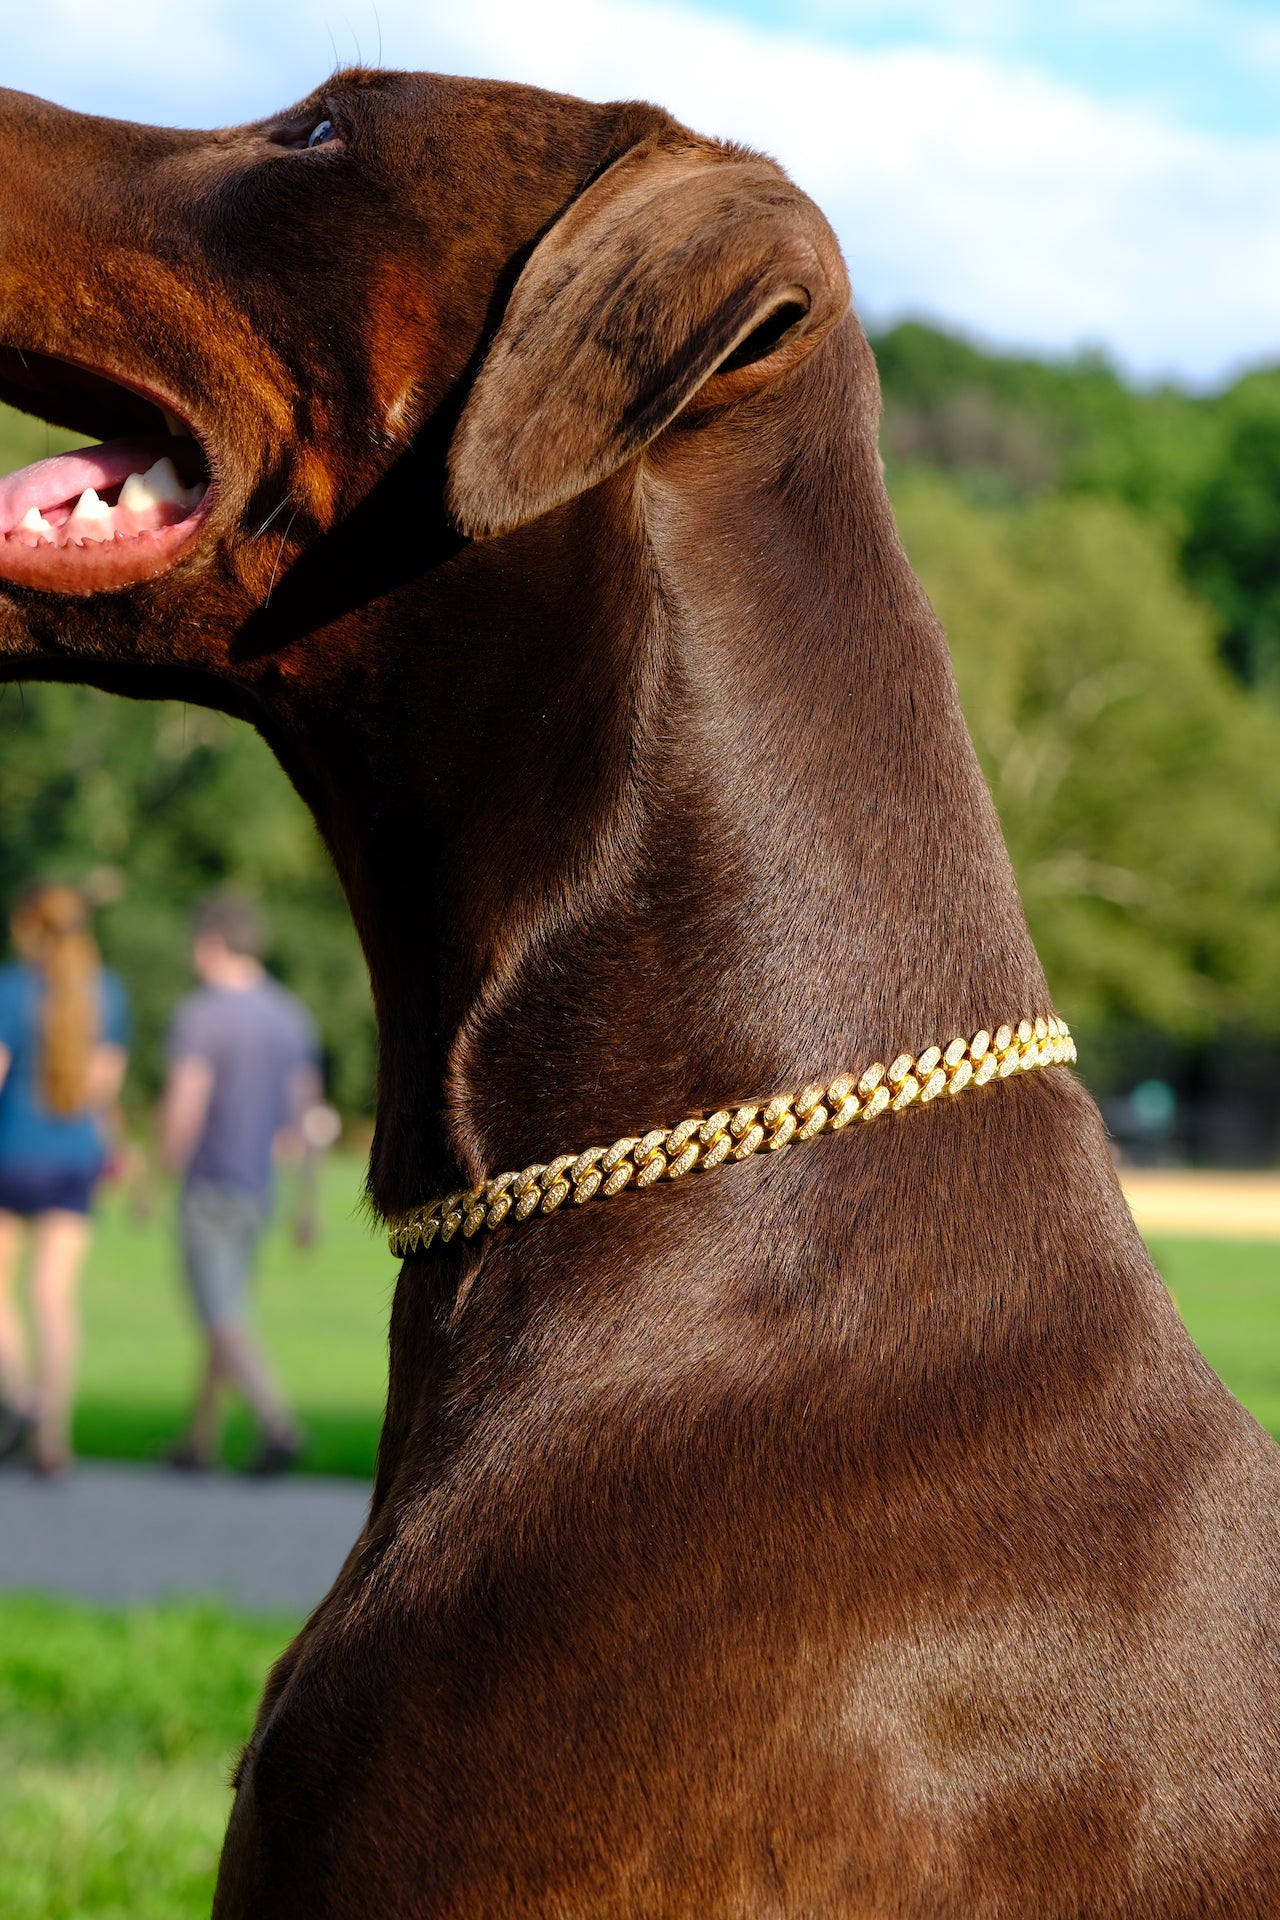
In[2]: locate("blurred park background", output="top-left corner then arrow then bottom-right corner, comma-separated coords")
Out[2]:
5,0 -> 1280,1914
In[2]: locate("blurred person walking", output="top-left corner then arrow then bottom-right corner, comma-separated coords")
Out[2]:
0,882 -> 130,1476
161,891 -> 318,1476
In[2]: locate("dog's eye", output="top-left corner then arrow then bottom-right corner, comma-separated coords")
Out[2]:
307,119 -> 338,149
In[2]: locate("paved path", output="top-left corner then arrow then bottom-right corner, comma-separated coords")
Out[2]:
0,1460 -> 370,1610
1122,1171 -> 1280,1243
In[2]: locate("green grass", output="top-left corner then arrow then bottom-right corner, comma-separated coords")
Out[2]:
0,1594 -> 296,1920
70,1154 -> 391,1478
1150,1236 -> 1280,1438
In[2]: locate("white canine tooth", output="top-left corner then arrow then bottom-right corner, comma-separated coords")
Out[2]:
161,408 -> 185,436
65,487 -> 114,542
120,461 -> 204,519
138,456 -> 188,508
17,507 -> 54,541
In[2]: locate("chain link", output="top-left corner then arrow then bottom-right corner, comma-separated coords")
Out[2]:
387,1015 -> 1076,1257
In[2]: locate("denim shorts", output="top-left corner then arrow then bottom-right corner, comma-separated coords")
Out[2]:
0,1157 -> 102,1217
179,1178 -> 267,1329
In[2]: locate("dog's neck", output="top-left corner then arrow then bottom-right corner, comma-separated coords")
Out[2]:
307,320 -> 1046,1218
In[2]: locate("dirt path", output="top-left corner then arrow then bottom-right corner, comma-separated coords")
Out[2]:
1121,1171 -> 1280,1242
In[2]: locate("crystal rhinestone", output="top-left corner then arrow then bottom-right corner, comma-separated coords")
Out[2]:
916,1046 -> 942,1076
857,1063 -> 885,1096
828,1095 -> 861,1130
973,1053 -> 998,1086
602,1161 -> 634,1196
420,1219 -> 439,1251
635,1151 -> 668,1187
667,1142 -> 700,1179
602,1138 -> 638,1173
485,1172 -> 515,1204
946,1058 -> 973,1094
540,1179 -> 571,1212
573,1169 -> 602,1204
998,1049 -> 1020,1078
701,1133 -> 733,1169
762,1095 -> 791,1128
516,1165 -> 545,1194
888,1054 -> 914,1086
795,1083 -> 826,1119
487,1193 -> 512,1228
827,1074 -> 856,1103
541,1155 -> 576,1188
943,1037 -> 967,1068
1017,1019 -> 1033,1045
699,1111 -> 731,1144
1034,1016 -> 1048,1041
440,1211 -> 463,1242
969,1030 -> 991,1060
666,1117 -> 701,1152
513,1187 -> 542,1221
994,1024 -> 1013,1053
731,1123 -> 765,1159
462,1206 -> 486,1237
730,1106 -> 760,1137
636,1129 -> 668,1160
890,1075 -> 920,1110
570,1148 -> 605,1182
919,1067 -> 947,1103
861,1085 -> 891,1120
796,1104 -> 828,1139
768,1111 -> 798,1150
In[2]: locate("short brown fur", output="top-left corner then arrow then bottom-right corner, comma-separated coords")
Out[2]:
0,67 -> 1276,1918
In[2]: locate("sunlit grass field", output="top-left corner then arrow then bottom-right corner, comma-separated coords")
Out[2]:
3,1207 -> 1278,1918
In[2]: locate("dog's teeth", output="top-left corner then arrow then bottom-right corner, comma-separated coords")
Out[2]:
137,456 -> 188,508
65,488 -> 114,541
16,507 -> 54,542
183,480 -> 207,510
161,407 -> 185,436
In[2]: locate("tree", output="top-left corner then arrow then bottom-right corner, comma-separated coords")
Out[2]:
891,472 -> 1280,1039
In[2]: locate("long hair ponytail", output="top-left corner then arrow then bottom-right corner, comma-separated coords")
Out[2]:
11,883 -> 102,1114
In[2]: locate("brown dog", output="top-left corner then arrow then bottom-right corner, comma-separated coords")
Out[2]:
1,67 -> 1278,1919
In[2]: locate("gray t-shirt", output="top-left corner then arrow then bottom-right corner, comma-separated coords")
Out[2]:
169,978 -> 320,1204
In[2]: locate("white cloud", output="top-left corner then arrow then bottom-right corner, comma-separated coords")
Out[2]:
6,0 -> 1280,384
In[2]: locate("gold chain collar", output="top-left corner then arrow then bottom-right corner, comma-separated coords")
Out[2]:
387,1015 -> 1075,1257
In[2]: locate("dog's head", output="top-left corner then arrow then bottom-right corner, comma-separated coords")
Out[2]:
0,68 -> 850,691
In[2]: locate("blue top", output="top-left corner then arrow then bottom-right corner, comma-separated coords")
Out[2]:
0,962 -> 130,1171
169,978 -> 320,1205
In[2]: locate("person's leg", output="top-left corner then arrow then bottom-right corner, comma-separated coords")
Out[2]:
209,1317 -> 297,1445
29,1209 -> 92,1473
180,1181 -> 299,1460
0,1209 -> 32,1415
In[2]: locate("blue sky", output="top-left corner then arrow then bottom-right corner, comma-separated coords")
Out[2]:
698,0 -> 1280,138
6,1 -> 1279,386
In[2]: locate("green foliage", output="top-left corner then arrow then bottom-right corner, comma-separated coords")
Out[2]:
1183,373 -> 1280,686
892,474 -> 1280,1037
0,1594 -> 294,1920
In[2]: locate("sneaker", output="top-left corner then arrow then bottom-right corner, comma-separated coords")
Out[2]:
0,1405 -> 35,1466
163,1439 -> 215,1473
243,1434 -> 303,1479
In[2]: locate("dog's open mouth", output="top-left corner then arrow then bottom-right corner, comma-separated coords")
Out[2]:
0,349 -> 212,595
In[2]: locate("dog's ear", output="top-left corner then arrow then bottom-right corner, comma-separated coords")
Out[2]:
447,143 -> 850,538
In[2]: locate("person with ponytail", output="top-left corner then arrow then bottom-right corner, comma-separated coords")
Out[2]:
0,882 -> 130,1475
